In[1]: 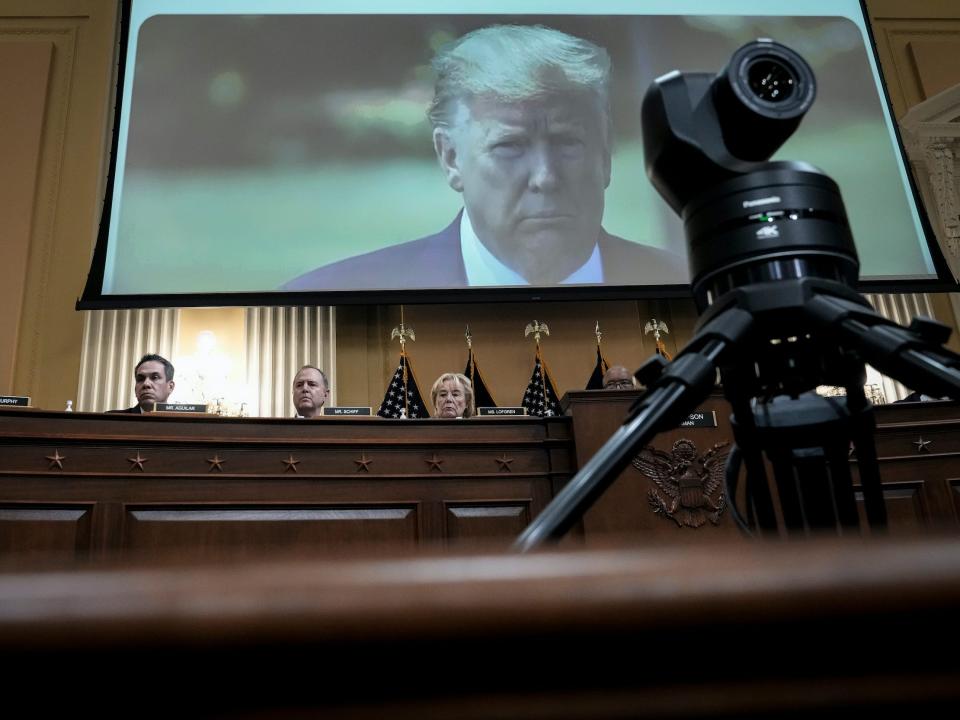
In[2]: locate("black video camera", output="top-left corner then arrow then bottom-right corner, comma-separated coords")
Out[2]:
641,39 -> 860,310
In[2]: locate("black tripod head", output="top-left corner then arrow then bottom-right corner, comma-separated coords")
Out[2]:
641,39 -> 859,312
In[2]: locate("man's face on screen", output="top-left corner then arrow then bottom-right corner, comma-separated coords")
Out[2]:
436,92 -> 611,285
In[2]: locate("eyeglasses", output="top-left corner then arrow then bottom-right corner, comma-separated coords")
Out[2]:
604,379 -> 635,390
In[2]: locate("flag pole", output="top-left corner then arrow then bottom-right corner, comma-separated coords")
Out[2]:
465,325 -> 474,387
390,306 -> 415,418
524,320 -> 551,416
594,321 -> 608,374
401,306 -> 408,417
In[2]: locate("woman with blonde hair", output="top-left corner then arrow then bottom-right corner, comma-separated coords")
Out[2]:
430,372 -> 475,418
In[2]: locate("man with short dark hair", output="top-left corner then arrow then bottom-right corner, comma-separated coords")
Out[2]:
292,365 -> 329,418
109,354 -> 175,413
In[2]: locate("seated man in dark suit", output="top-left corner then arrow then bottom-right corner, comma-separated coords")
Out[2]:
283,24 -> 685,291
109,354 -> 175,413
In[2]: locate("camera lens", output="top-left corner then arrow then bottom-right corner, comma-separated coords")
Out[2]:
725,40 -> 814,118
747,58 -> 796,103
710,39 -> 816,161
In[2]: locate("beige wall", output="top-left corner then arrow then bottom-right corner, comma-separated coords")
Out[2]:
2,1 -> 959,409
335,299 -> 698,409
0,41 -> 51,397
0,0 -> 118,405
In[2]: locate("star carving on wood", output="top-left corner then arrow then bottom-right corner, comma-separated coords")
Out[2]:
282,454 -> 300,473
425,453 -> 444,472
127,452 -> 148,471
354,453 -> 373,472
45,449 -> 66,470
206,454 -> 226,472
495,453 -> 514,472
913,437 -> 932,453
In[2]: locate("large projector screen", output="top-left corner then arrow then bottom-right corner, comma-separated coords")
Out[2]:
79,0 -> 951,308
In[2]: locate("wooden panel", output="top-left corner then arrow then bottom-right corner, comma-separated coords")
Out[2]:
908,39 -> 960,99
862,0 -> 960,116
124,504 -> 420,555
565,390 -> 745,544
0,503 -> 92,560
0,41 -> 52,394
568,392 -> 960,539
947,478 -> 960,523
444,502 -> 531,544
856,482 -> 928,534
2,403 -> 959,557
3,538 -> 960,717
0,410 -> 570,556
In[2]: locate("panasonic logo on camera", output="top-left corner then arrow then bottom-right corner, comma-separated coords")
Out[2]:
742,196 -> 781,208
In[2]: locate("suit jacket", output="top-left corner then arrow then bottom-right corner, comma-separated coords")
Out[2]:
282,213 -> 687,291
106,405 -> 143,414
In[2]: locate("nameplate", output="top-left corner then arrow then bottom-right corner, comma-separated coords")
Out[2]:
477,407 -> 527,416
154,403 -> 208,413
678,410 -> 717,428
0,395 -> 30,407
322,406 -> 372,416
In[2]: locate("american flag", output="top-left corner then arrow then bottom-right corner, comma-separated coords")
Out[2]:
464,347 -> 497,408
522,348 -> 562,417
377,354 -> 429,418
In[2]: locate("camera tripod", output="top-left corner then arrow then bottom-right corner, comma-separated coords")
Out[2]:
514,38 -> 960,550
515,274 -> 960,550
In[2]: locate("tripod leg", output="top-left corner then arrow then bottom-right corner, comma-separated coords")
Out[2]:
733,391 -> 875,537
794,447 -> 841,531
768,447 -> 806,531
825,441 -> 861,532
844,385 -> 887,531
726,393 -> 778,534
808,294 -> 960,400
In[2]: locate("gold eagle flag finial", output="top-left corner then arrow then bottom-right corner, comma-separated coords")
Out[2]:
644,318 -> 671,360
595,321 -> 603,346
644,318 -> 669,341
524,320 -> 550,345
465,324 -> 473,350
390,323 -> 416,350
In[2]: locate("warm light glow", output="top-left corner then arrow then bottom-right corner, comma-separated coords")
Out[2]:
197,329 -> 217,354
173,309 -> 250,415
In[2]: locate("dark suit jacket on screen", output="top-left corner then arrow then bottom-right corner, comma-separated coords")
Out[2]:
281,212 -> 687,291
106,406 -> 143,414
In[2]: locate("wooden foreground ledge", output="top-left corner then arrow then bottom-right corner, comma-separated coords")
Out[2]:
2,536 -> 960,718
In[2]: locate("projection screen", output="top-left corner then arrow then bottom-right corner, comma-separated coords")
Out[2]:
78,0 -> 952,308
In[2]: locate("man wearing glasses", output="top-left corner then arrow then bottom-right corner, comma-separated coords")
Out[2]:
602,365 -> 637,391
